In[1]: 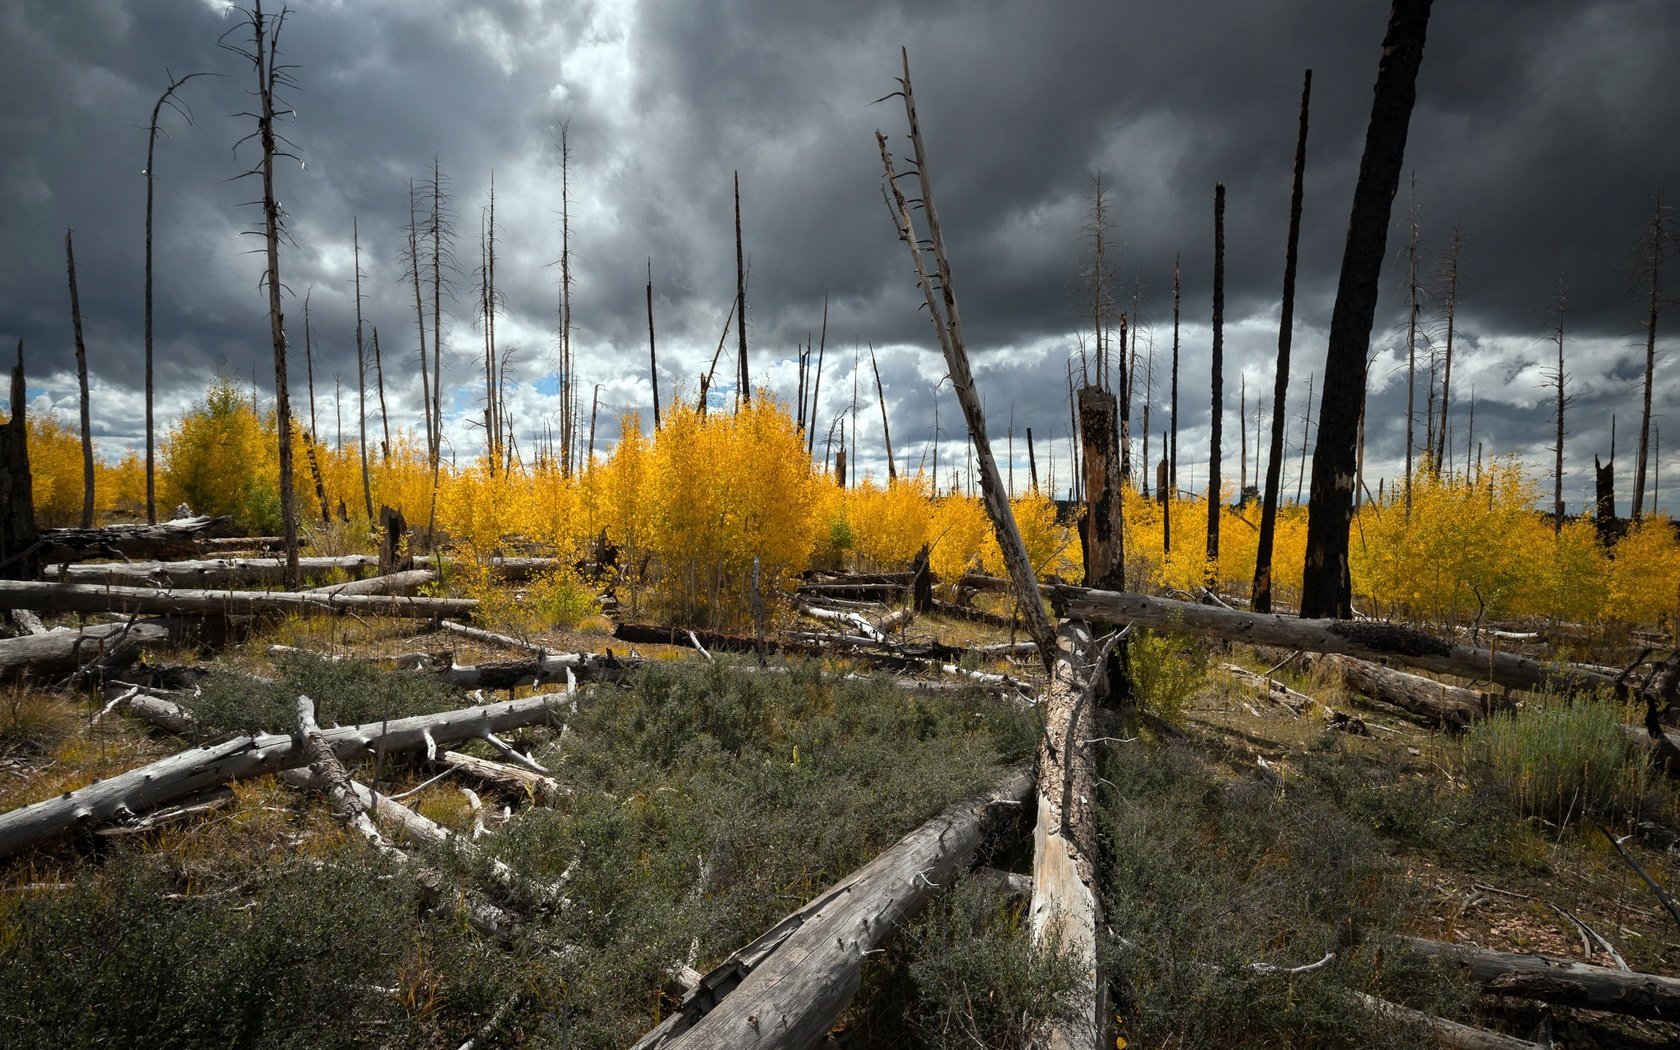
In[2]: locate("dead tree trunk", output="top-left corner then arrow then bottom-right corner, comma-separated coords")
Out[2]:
32,515 -> 223,566
0,691 -> 565,860
877,49 -> 1058,667
1030,621 -> 1106,1050
1633,193 -> 1664,522
1053,585 -> 1622,698
647,259 -> 661,427
1403,937 -> 1680,1020
65,230 -> 95,528
1432,222 -> 1461,473
1206,183 -> 1226,582
1551,287 -> 1568,535
1166,258 -> 1181,554
63,554 -> 380,588
0,619 -> 191,680
1077,386 -> 1124,589
145,71 -> 208,524
869,342 -> 896,481
629,763 -> 1033,1049
734,171 -> 749,404
1300,0 -> 1433,618
235,0 -> 301,588
1317,653 -> 1498,729
353,217 -> 373,519
1254,69 -> 1312,613
0,580 -> 476,620
0,344 -> 37,581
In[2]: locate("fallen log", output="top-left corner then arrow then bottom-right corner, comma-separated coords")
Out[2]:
1053,587 -> 1622,698
1350,992 -> 1545,1050
1403,936 -> 1680,1020
0,580 -> 476,620
0,691 -> 566,860
439,619 -> 550,655
305,568 -> 437,597
795,601 -> 885,642
58,554 -> 381,588
1030,620 -> 1108,1050
0,617 -> 203,680
437,751 -> 565,802
437,651 -> 635,690
630,762 -> 1034,1049
32,515 -> 226,566
1318,654 -> 1504,730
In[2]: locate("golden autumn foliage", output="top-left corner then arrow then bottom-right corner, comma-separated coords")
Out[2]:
34,375 -> 1680,635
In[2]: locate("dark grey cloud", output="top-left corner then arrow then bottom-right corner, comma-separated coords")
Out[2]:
2,0 -> 1675,514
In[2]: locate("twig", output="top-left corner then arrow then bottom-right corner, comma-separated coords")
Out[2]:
1599,822 -> 1680,932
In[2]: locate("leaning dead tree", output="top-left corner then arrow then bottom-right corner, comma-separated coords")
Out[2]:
1300,0 -> 1433,618
1253,70 -> 1312,613
875,49 -> 1056,664
880,52 -> 1103,1050
226,0 -> 301,588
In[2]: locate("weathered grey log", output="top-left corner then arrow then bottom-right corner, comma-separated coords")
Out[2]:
1403,936 -> 1680,1019
103,688 -> 197,735
5,609 -> 47,635
1030,621 -> 1106,1050
0,617 -> 196,680
1318,653 -> 1501,729
630,762 -> 1034,1049
439,619 -> 550,655
1350,992 -> 1545,1050
59,554 -> 382,587
1053,587 -> 1621,697
796,600 -> 886,641
437,651 -> 634,689
0,691 -> 565,859
32,515 -> 226,566
305,568 -> 437,597
0,580 -> 476,620
1219,663 -> 1314,715
281,765 -> 551,901
413,555 -> 556,582
438,751 -> 565,802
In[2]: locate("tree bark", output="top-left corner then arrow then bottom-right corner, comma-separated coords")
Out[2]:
1300,0 -> 1433,618
1633,193 -> 1663,522
1077,386 -> 1125,589
1254,70 -> 1312,613
629,763 -> 1033,1049
0,618 -> 196,680
1030,621 -> 1106,1050
0,691 -> 566,859
33,515 -> 223,567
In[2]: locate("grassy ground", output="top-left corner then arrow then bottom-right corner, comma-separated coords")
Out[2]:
1,598 -> 1677,1047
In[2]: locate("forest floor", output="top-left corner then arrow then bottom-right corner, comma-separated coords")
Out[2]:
1,584 -> 1677,1048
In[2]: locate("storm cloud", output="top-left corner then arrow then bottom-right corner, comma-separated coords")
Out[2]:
2,0 -> 1675,512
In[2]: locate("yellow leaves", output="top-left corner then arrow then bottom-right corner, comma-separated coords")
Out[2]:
1607,519 -> 1680,628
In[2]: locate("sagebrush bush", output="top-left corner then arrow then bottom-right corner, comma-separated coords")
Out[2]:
1125,628 -> 1208,725
189,651 -> 461,736
1465,696 -> 1656,827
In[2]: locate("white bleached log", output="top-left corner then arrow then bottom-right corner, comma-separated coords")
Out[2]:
0,579 -> 476,620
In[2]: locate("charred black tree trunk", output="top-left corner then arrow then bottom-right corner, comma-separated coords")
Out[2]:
1078,386 -> 1125,589
1300,0 -> 1433,619
734,171 -> 749,404
1253,69 -> 1312,613
65,229 -> 95,528
1206,184 -> 1226,585
0,345 -> 37,580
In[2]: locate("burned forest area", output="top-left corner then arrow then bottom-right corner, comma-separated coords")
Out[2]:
3,1 -> 1680,1048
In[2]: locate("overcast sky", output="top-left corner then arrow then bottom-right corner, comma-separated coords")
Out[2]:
3,0 -> 1675,514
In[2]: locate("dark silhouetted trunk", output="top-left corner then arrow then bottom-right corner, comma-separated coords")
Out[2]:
0,344 -> 37,579
647,260 -> 660,428
65,229 -> 95,528
1206,184 -> 1225,583
1633,193 -> 1664,521
1254,69 -> 1312,613
1300,0 -> 1433,619
734,171 -> 749,404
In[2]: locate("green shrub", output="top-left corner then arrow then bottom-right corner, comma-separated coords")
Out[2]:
1125,629 -> 1208,724
1465,697 -> 1651,827
189,651 -> 461,736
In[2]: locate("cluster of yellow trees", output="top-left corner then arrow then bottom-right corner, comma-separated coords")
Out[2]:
15,378 -> 1679,633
